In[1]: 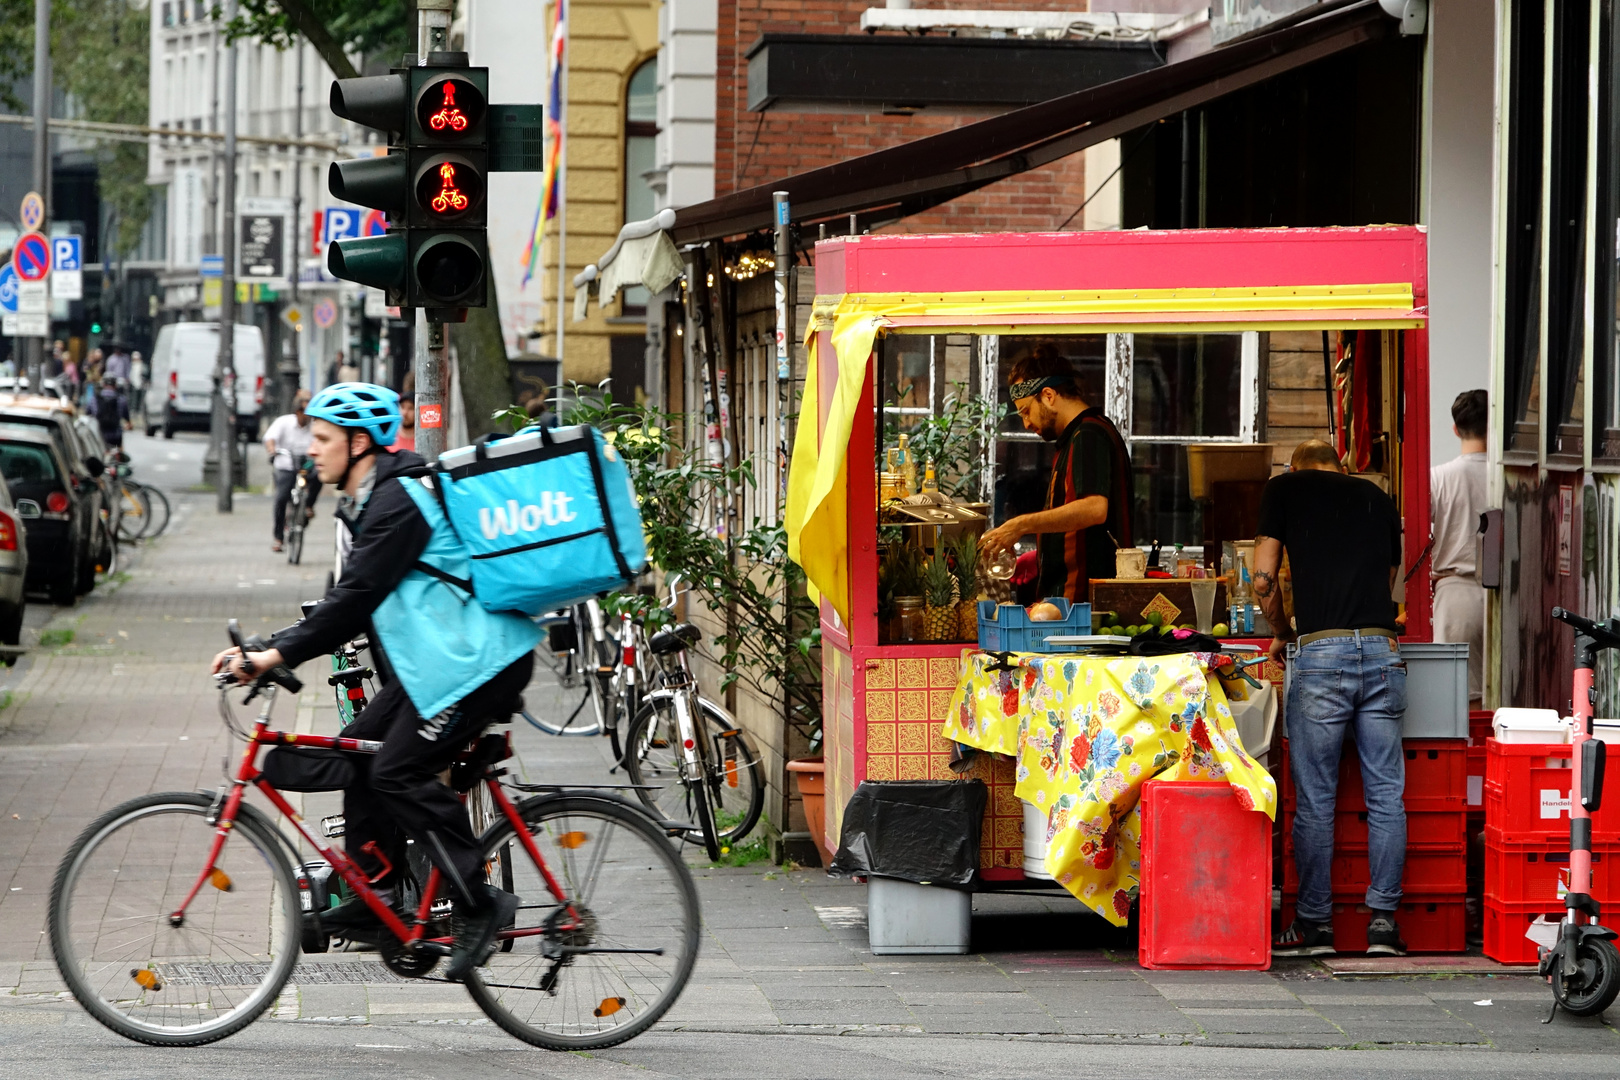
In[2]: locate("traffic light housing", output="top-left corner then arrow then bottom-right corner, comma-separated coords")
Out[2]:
326,56 -> 490,314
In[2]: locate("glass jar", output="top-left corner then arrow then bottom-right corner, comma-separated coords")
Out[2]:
894,597 -> 926,643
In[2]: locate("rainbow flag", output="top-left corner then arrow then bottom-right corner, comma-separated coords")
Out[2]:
521,0 -> 567,286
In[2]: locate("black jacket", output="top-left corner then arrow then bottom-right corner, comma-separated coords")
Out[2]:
271,448 -> 431,670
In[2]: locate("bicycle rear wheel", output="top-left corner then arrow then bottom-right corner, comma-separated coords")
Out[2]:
112,482 -> 151,542
49,791 -> 300,1046
464,793 -> 699,1050
622,697 -> 765,848
138,483 -> 172,539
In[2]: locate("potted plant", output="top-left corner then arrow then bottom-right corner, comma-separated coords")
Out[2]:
786,757 -> 833,867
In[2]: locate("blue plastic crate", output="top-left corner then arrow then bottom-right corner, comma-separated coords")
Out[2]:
977,598 -> 1092,653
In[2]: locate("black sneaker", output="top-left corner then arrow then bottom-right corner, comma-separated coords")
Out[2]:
1273,918 -> 1336,957
446,886 -> 520,982
1366,913 -> 1408,956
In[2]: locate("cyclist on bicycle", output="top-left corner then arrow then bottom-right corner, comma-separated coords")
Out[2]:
212,382 -> 541,981
264,389 -> 317,553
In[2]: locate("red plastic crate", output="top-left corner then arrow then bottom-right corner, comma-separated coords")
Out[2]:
1483,740 -> 1620,844
1469,709 -> 1493,746
1281,739 -> 1467,813
1483,829 -> 1620,907
1281,892 -> 1467,953
1482,899 -> 1559,964
1140,779 -> 1271,970
1283,837 -> 1466,893
1466,744 -> 1485,808
1335,807 -> 1468,847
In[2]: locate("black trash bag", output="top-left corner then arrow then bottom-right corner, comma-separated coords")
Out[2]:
829,779 -> 987,887
261,746 -> 355,792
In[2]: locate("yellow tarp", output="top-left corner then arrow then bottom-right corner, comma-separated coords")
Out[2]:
943,650 -> 1276,926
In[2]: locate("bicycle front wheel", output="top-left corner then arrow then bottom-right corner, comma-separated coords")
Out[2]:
464,793 -> 699,1050
113,482 -> 150,542
48,791 -> 301,1046
623,697 -> 765,848
139,483 -> 172,539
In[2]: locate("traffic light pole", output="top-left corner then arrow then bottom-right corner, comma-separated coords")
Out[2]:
414,0 -> 454,463
212,0 -> 239,512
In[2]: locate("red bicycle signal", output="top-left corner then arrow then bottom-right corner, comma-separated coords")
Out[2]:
414,74 -> 485,141
413,155 -> 484,222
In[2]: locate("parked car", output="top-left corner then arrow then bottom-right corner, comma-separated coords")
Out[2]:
0,426 -> 75,607
147,322 -> 266,440
0,376 -> 73,404
0,398 -> 108,601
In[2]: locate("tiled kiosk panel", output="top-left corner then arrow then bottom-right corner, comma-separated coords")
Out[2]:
822,642 -> 1025,879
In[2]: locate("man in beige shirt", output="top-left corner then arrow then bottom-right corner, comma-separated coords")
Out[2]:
1430,390 -> 1488,705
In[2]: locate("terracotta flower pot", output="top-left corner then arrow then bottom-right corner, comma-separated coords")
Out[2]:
786,757 -> 833,868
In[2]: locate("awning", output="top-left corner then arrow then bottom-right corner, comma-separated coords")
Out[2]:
672,0 -> 1397,244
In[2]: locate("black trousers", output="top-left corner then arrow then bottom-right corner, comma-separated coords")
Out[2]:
271,467 -> 323,542
342,652 -> 533,904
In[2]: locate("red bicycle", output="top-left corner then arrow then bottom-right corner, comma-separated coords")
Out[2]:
48,621 -> 699,1048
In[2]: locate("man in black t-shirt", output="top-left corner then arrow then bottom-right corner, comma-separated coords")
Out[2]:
979,347 -> 1132,603
1257,439 -> 1408,959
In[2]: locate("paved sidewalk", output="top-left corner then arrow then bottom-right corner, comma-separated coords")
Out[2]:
0,486 -> 1614,1061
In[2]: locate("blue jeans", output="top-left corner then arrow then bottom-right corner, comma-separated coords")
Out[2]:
1288,634 -> 1408,923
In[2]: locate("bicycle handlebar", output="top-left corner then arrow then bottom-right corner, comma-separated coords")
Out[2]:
224,619 -> 304,695
1552,607 -> 1620,649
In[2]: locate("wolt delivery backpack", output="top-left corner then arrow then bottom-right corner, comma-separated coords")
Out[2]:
429,424 -> 646,613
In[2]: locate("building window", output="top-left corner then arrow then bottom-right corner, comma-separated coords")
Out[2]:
621,59 -> 658,316
162,1 -> 173,27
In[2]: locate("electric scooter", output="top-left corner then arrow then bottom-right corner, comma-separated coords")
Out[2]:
1541,607 -> 1620,1020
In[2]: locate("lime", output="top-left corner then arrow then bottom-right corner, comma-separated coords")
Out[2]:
1212,622 -> 1230,637
1145,611 -> 1163,628
1124,625 -> 1140,637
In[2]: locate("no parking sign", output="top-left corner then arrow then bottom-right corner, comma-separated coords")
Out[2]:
313,296 -> 338,329
12,232 -> 50,282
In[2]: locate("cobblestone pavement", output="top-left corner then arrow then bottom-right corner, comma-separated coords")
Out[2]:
0,459 -> 1614,1076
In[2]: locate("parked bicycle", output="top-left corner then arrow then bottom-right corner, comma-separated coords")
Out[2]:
620,577 -> 764,860
48,620 -> 700,1049
105,450 -> 171,545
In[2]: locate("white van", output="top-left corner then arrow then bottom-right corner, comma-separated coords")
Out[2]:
147,322 -> 266,439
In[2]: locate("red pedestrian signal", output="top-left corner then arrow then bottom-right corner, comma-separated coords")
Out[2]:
414,74 -> 485,143
427,83 -> 470,134
413,155 -> 485,223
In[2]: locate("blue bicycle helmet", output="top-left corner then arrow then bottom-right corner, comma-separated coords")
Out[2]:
306,382 -> 401,447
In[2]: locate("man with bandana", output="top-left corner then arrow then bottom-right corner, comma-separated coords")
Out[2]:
980,345 -> 1133,603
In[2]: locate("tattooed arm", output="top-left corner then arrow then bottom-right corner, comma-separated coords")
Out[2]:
1253,534 -> 1293,662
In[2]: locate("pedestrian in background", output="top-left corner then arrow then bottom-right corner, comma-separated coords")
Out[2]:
264,389 -> 318,553
1257,438 -> 1408,958
95,374 -> 130,450
104,344 -> 131,385
1430,390 -> 1489,707
129,351 -> 147,422
392,392 -> 416,452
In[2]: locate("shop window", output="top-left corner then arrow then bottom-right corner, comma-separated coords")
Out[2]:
1599,0 -> 1620,456
620,60 -> 658,317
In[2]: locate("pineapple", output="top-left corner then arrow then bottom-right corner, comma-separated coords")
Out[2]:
949,534 -> 982,641
923,553 -> 959,641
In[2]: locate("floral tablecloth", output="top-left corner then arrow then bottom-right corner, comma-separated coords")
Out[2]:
943,651 -> 1277,925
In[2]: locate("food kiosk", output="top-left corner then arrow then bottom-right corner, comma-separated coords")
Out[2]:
787,226 -> 1433,918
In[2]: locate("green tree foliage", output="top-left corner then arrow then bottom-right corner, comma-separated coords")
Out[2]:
215,0 -> 411,81
0,0 -> 152,256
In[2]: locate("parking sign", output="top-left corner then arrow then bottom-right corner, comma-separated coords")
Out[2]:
52,236 -> 83,301
322,208 -> 362,249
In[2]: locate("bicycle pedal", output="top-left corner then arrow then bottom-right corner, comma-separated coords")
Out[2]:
321,814 -> 346,838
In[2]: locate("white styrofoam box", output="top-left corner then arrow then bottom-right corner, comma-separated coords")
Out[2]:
1021,800 -> 1054,881
1281,640 -> 1467,738
1493,708 -> 1571,744
1592,721 -> 1620,744
867,876 -> 971,955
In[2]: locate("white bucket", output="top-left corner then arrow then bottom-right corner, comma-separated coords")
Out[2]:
1492,708 -> 1571,744
1022,799 -> 1054,880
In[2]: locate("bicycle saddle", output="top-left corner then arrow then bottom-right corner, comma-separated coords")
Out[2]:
648,622 -> 702,656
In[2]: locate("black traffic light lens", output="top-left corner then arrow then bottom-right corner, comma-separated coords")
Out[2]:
415,76 -> 486,141
414,155 -> 485,222
414,235 -> 484,304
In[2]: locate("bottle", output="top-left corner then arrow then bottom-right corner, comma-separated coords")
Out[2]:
1148,539 -> 1161,571
921,458 -> 939,495
1172,543 -> 1186,577
896,433 -> 917,495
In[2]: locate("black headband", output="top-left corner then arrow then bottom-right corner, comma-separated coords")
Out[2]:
1009,375 -> 1069,402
